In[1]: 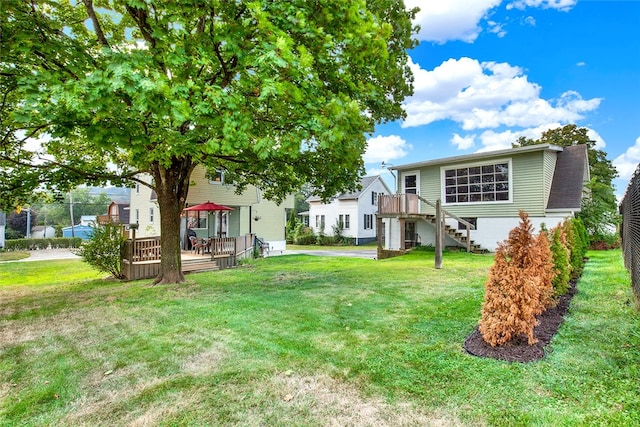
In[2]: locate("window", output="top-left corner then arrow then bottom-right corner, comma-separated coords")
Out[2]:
135,183 -> 140,194
458,217 -> 477,230
339,214 -> 350,229
404,174 -> 417,194
364,214 -> 373,230
149,208 -> 154,223
187,211 -> 207,229
371,191 -> 378,205
208,170 -> 225,185
320,215 -> 325,229
315,215 -> 319,228
444,161 -> 510,204
135,209 -> 139,223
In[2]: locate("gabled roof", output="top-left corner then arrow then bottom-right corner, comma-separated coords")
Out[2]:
546,144 -> 590,211
392,143 -> 563,171
307,175 -> 390,202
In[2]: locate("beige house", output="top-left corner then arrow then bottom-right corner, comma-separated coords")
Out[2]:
129,166 -> 294,252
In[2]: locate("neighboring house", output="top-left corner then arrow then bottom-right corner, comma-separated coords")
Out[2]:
378,144 -> 590,252
98,201 -> 130,225
0,212 -> 5,248
30,226 -> 56,239
307,175 -> 392,245
62,224 -> 95,240
129,166 -> 294,251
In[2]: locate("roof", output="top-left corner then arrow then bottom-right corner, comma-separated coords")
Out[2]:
307,176 -> 389,202
546,144 -> 589,211
392,144 -> 564,171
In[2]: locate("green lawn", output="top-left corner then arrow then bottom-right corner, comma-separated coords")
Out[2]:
1,250 -> 638,426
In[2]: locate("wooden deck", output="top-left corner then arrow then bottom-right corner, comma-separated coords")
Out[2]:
121,234 -> 255,280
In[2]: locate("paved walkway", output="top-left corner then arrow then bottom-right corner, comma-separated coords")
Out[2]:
13,248 -> 81,262
283,249 -> 377,259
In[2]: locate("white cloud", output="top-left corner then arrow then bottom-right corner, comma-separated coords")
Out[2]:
613,136 -> 640,180
403,57 -> 602,131
524,16 -> 536,26
405,0 -> 501,43
363,135 -> 412,164
406,0 -> 576,43
451,133 -> 476,150
507,0 -> 577,12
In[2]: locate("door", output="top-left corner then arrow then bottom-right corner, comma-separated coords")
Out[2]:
404,222 -> 417,249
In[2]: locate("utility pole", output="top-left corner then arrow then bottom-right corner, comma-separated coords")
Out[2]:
26,208 -> 31,238
69,192 -> 75,237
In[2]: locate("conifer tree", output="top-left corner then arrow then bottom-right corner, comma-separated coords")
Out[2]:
479,211 -> 556,346
550,225 -> 570,297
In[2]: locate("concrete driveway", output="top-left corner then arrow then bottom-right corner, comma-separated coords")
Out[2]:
283,249 -> 377,259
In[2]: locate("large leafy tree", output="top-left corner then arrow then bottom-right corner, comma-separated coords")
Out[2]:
1,1 -> 418,283
514,124 -> 619,243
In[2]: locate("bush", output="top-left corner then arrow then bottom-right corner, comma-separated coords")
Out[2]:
550,226 -> 570,297
75,223 -> 127,279
293,224 -> 316,245
479,211 -> 556,346
5,237 -> 82,251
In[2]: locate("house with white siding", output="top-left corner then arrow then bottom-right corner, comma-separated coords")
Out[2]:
378,144 -> 590,253
129,166 -> 294,252
307,176 -> 392,245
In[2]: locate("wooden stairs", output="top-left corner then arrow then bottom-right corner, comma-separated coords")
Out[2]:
419,214 -> 486,253
182,259 -> 219,274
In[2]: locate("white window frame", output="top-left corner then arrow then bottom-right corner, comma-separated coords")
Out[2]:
402,171 -> 420,195
441,159 -> 512,205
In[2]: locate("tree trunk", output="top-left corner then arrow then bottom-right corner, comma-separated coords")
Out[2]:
151,158 -> 195,285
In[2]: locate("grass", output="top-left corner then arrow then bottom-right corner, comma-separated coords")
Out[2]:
1,250 -> 638,426
0,251 -> 30,262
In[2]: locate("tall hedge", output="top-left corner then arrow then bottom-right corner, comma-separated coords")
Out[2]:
550,225 -> 571,297
479,211 -> 556,346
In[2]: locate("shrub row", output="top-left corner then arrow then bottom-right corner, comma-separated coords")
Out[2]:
479,212 -> 588,347
4,237 -> 83,251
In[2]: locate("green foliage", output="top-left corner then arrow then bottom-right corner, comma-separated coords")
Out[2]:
31,187 -> 114,227
5,238 -> 82,251
285,210 -> 298,244
293,223 -> 316,245
6,210 -> 38,237
550,226 -> 570,297
514,124 -> 619,244
331,219 -> 345,244
76,223 -> 127,279
565,218 -> 587,279
479,211 -> 556,346
0,1 -> 417,283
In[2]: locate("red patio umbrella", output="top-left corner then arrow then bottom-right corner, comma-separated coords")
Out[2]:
183,201 -> 234,242
183,201 -> 233,212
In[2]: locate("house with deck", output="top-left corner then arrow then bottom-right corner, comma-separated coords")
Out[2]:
307,175 -> 392,245
129,166 -> 294,253
377,144 -> 590,255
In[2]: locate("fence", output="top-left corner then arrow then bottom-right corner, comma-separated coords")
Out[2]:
619,164 -> 640,307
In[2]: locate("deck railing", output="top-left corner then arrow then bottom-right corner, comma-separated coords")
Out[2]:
377,194 -> 476,253
123,236 -> 162,262
378,193 -> 420,215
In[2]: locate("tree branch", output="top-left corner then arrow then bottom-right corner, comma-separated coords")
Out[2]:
82,0 -> 110,48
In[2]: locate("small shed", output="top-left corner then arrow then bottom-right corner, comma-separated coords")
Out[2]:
62,225 -> 94,240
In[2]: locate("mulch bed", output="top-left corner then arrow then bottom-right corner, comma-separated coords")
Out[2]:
463,280 -> 578,363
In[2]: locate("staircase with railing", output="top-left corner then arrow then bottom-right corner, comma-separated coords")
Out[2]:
377,194 -> 485,253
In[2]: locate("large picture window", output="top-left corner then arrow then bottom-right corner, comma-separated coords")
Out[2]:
444,161 -> 510,204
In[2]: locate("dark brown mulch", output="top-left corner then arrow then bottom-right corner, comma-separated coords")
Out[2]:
463,280 -> 578,363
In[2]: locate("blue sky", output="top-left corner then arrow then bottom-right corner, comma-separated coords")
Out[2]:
364,0 -> 640,198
